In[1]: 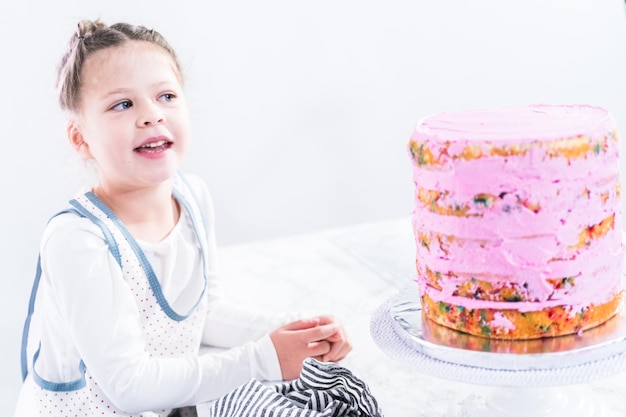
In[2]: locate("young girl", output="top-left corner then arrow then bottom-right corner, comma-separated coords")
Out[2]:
16,20 -> 351,417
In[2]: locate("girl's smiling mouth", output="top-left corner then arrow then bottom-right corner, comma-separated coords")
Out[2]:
134,138 -> 173,154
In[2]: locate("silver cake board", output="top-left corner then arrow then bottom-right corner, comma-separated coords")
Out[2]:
371,289 -> 626,416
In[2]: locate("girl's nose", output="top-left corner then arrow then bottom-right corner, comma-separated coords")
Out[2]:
137,103 -> 166,127
142,116 -> 165,126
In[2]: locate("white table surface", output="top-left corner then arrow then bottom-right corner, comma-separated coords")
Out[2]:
198,218 -> 626,417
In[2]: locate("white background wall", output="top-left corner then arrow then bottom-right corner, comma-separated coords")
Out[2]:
1,0 -> 625,412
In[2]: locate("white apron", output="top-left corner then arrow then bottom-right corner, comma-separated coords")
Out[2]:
18,174 -> 209,416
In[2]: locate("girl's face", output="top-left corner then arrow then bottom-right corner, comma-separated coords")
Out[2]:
70,40 -> 191,192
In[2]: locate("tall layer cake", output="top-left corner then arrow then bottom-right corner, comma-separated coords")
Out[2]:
408,104 -> 624,340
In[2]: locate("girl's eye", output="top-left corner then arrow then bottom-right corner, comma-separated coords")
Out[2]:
112,100 -> 133,111
158,93 -> 176,102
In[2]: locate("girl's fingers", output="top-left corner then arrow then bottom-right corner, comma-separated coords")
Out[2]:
322,341 -> 352,362
307,340 -> 331,356
322,341 -> 342,362
299,323 -> 340,343
280,317 -> 321,331
324,329 -> 344,343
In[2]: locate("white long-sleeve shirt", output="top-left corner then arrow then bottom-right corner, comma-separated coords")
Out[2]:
16,173 -> 290,415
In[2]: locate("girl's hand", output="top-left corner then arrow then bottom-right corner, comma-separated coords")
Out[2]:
269,316 -> 352,380
315,315 -> 352,363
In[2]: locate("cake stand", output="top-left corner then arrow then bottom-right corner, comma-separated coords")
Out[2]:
370,288 -> 626,416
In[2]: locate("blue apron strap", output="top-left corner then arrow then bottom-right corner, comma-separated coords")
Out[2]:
21,204 -> 122,382
21,208 -> 81,381
82,188 -> 207,321
20,255 -> 43,381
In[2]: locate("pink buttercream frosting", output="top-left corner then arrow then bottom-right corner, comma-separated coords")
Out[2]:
409,104 -> 624,314
413,104 -> 612,142
489,312 -> 516,334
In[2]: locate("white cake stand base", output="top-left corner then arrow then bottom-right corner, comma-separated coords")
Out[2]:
371,291 -> 626,417
481,385 -> 607,416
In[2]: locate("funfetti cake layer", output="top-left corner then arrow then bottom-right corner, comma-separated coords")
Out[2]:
408,104 -> 624,340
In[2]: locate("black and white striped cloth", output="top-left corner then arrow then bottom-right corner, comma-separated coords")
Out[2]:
203,358 -> 383,417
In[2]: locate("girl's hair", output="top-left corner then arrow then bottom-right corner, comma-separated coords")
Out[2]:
56,19 -> 183,113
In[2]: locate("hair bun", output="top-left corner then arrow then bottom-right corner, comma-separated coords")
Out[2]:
76,19 -> 106,40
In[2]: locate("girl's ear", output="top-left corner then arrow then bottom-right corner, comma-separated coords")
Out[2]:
67,121 -> 93,159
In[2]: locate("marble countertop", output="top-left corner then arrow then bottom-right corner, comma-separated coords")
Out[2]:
200,218 -> 626,417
